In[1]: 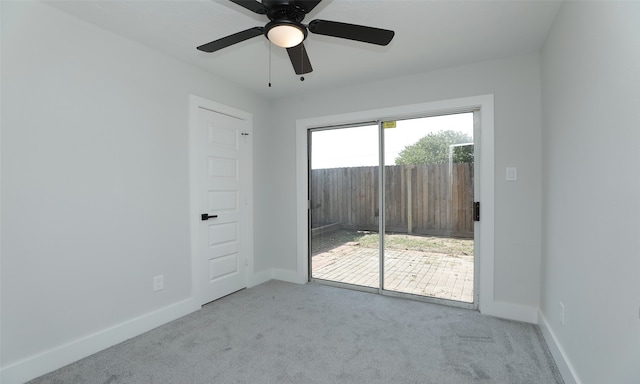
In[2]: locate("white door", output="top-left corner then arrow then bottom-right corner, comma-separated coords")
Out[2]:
194,104 -> 250,305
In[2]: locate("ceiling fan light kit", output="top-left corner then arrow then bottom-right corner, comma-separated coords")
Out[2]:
197,0 -> 395,77
265,20 -> 307,48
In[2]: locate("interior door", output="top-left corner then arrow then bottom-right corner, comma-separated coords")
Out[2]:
196,106 -> 248,305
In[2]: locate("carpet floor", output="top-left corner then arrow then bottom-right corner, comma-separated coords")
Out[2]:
29,280 -> 563,384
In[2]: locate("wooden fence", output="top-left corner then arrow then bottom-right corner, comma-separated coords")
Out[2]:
310,163 -> 474,238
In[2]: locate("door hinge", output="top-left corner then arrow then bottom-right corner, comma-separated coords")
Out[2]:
473,202 -> 480,222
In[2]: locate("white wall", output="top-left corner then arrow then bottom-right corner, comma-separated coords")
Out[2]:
260,54 -> 543,311
1,1 -> 269,381
540,2 -> 640,383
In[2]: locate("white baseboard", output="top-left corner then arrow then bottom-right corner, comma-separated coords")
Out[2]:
1,298 -> 200,384
271,268 -> 304,284
249,268 -> 305,288
249,269 -> 273,287
538,311 -> 581,384
481,300 -> 539,324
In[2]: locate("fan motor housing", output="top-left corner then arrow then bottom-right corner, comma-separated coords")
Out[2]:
264,1 -> 307,23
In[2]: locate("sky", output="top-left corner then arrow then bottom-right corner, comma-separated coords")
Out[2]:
311,112 -> 473,169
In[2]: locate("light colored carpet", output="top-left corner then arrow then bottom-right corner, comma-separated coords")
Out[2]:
29,280 -> 563,383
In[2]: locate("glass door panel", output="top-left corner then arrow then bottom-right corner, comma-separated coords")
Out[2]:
382,113 -> 475,302
309,125 -> 380,289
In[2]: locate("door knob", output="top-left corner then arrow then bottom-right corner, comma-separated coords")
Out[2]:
201,213 -> 218,221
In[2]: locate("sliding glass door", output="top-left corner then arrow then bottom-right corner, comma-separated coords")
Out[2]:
309,124 -> 380,289
309,113 -> 476,305
382,114 -> 475,303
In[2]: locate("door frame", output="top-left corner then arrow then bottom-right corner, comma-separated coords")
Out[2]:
188,95 -> 254,306
296,95 -> 494,313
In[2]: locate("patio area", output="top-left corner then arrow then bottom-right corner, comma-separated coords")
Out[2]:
311,233 -> 474,303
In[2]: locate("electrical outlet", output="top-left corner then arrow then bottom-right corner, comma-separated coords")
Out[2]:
559,302 -> 565,326
153,275 -> 164,291
506,167 -> 518,181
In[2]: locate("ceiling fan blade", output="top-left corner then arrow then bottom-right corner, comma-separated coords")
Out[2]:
287,43 -> 313,75
308,19 -> 394,46
197,27 -> 264,53
229,0 -> 266,14
294,0 -> 322,13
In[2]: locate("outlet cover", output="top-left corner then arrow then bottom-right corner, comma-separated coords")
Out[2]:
153,275 -> 164,291
506,167 -> 517,181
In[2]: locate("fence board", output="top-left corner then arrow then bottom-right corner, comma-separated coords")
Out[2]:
311,163 -> 474,238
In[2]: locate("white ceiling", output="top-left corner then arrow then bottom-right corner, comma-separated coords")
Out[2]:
45,0 -> 562,99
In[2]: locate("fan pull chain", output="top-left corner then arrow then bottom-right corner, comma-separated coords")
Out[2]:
268,42 -> 272,88
300,44 -> 305,82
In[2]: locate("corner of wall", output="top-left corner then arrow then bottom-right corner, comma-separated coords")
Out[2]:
249,269 -> 274,288
272,268 -> 305,284
250,268 -> 306,288
480,301 -> 539,324
537,310 -> 581,384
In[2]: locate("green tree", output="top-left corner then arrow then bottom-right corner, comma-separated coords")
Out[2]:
395,130 -> 473,165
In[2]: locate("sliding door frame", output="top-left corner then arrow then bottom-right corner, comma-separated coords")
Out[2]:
297,95 -> 494,313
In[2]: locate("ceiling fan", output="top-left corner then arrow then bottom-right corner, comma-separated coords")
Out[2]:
197,0 -> 395,76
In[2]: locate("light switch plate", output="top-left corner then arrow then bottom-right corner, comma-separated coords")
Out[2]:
506,167 -> 517,181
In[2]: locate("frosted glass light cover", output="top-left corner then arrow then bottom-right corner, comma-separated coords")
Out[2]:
268,25 -> 304,48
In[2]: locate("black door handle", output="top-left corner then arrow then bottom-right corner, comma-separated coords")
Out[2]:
201,213 -> 218,221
